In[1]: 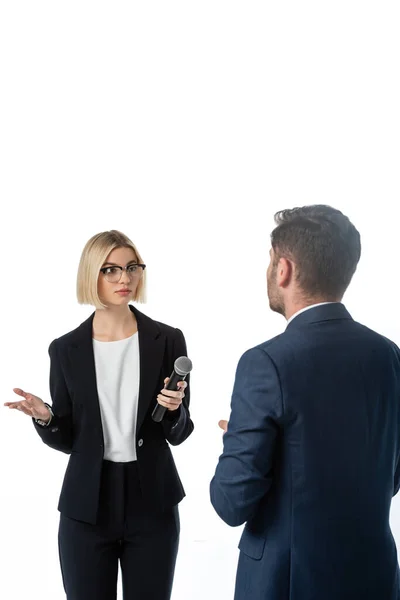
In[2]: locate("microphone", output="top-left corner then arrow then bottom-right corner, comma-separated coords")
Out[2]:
152,356 -> 193,422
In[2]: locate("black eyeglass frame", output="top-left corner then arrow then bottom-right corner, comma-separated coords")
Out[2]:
99,263 -> 146,281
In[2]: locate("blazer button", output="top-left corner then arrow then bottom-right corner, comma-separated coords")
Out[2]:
51,427 -> 59,433
138,439 -> 143,447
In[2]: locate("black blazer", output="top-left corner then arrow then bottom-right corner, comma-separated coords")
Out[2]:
34,305 -> 194,524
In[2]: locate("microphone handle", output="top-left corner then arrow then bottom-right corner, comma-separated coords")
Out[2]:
151,368 -> 188,423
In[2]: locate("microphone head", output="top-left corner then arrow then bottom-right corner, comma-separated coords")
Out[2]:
174,356 -> 193,376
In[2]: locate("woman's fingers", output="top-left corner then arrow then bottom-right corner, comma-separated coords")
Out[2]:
157,394 -> 181,406
5,398 -> 36,417
4,401 -> 31,416
163,379 -> 187,391
4,401 -> 23,408
160,388 -> 185,399
157,377 -> 188,412
157,394 -> 181,411
9,390 -> 42,406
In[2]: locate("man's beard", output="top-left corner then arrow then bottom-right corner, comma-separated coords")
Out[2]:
268,291 -> 285,316
267,268 -> 285,316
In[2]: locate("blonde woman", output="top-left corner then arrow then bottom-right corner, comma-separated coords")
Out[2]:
5,230 -> 194,600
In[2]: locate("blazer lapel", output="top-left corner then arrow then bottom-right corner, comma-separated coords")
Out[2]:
130,306 -> 166,433
67,312 -> 104,437
66,306 -> 166,439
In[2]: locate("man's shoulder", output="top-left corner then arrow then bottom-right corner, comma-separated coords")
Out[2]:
352,321 -> 400,355
238,332 -> 296,363
256,333 -> 285,353
240,334 -> 285,363
249,319 -> 400,355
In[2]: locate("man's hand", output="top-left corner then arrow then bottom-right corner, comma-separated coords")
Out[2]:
218,420 -> 228,433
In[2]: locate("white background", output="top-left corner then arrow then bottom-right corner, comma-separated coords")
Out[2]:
1,1 -> 400,599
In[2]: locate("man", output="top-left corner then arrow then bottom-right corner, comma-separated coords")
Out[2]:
210,205 -> 400,600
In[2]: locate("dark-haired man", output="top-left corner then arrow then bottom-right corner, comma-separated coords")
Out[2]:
211,205 -> 400,600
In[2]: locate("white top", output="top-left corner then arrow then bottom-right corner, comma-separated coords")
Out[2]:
287,302 -> 339,325
93,332 -> 140,462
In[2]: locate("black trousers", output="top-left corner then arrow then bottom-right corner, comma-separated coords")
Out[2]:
58,460 -> 180,600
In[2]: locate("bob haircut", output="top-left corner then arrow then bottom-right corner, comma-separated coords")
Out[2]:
76,230 -> 147,309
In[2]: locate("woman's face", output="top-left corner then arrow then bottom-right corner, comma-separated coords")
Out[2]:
97,246 -> 142,307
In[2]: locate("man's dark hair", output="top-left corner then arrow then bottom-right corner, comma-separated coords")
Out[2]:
270,204 -> 361,299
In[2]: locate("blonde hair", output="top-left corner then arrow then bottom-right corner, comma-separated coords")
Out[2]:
76,230 -> 147,309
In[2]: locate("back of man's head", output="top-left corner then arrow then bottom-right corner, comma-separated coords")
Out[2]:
270,205 -> 361,300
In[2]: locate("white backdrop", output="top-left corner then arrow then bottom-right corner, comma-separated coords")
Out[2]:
1,2 -> 400,599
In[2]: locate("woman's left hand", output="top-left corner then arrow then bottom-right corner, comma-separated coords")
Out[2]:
157,378 -> 187,412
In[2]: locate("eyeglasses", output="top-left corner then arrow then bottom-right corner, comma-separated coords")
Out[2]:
100,263 -> 146,283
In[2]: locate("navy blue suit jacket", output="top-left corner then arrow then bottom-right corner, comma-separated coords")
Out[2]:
210,303 -> 400,600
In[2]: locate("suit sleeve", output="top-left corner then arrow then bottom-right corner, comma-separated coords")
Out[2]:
394,460 -> 400,496
162,328 -> 194,446
32,339 -> 73,454
210,347 -> 283,527
391,342 -> 400,496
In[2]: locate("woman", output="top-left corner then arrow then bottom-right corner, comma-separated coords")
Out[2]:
5,230 -> 194,600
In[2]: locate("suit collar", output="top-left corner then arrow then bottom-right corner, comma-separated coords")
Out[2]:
285,302 -> 353,330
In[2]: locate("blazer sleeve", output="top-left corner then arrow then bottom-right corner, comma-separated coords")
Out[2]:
210,346 -> 283,527
32,339 -> 73,454
161,328 -> 194,446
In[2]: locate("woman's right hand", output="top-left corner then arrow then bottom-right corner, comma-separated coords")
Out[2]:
4,388 -> 51,422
